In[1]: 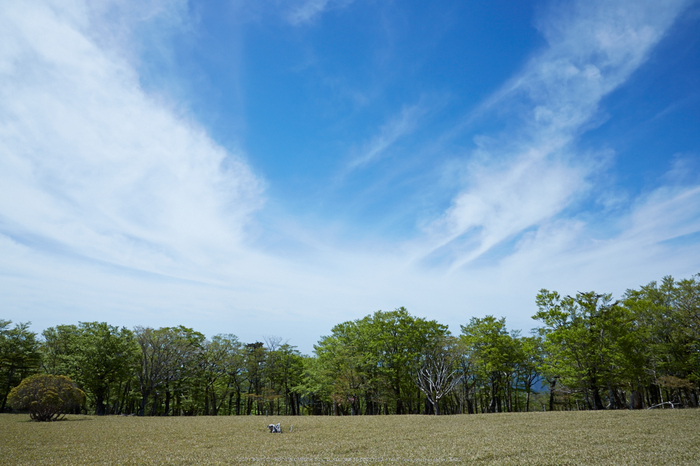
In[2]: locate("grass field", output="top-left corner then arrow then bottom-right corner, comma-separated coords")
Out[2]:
1,410 -> 698,465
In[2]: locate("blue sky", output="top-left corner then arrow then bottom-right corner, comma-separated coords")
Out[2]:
1,0 -> 699,354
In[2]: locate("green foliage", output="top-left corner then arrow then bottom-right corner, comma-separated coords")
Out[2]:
623,275 -> 700,404
533,278 -> 700,411
41,324 -> 82,377
3,274 -> 698,417
460,316 -> 520,413
42,323 -> 139,415
314,307 -> 449,415
7,374 -> 85,421
293,355 -> 332,413
135,326 -> 205,416
533,290 -> 638,409
516,335 -> 544,412
1,321 -> 41,411
265,342 -> 304,415
76,323 -> 138,415
195,334 -> 244,415
242,341 -> 267,415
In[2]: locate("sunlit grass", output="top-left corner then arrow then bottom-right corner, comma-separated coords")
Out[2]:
2,410 -> 698,464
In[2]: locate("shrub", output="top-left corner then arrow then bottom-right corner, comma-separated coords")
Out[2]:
7,374 -> 85,421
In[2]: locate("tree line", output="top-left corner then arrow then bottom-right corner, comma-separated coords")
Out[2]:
1,274 -> 698,416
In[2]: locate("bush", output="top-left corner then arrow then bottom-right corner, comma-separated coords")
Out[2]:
7,374 -> 85,421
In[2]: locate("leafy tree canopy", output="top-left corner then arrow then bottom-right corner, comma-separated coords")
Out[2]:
8,374 -> 85,421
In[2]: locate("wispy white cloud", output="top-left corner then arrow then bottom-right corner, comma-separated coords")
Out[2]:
423,0 -> 692,270
231,0 -> 356,26
1,0 -> 698,352
345,103 -> 428,172
286,0 -> 356,26
0,0 -> 263,280
85,0 -> 192,53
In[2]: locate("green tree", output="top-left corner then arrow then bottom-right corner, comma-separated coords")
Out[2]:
221,338 -> 246,416
534,290 -> 637,410
313,307 -> 448,415
453,339 -> 479,414
516,335 -> 543,412
1,321 -> 41,411
42,323 -> 139,415
76,323 -> 138,415
624,275 -> 700,407
294,355 -> 333,415
460,316 -> 518,413
197,334 -> 242,415
134,326 -> 204,416
370,308 -> 449,414
8,374 -> 85,421
314,327 -> 368,415
243,342 -> 266,415
41,324 -> 82,377
266,342 -> 304,415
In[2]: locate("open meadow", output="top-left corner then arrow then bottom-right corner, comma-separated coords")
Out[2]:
1,410 -> 698,465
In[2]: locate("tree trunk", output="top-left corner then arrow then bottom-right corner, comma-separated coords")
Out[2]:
507,379 -> 513,412
395,383 -> 403,415
549,378 -> 557,411
118,381 -> 130,414
526,389 -> 531,412
164,388 -> 171,416
139,388 -> 151,416
95,390 -> 106,416
151,392 -> 158,416
1,365 -> 16,411
591,385 -> 605,410
630,389 -> 644,409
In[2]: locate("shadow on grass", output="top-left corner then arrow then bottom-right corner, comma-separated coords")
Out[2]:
6,413 -> 94,422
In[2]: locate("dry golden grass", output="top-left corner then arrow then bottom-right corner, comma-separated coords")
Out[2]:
1,410 -> 698,465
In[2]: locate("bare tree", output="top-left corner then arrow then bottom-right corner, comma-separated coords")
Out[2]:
263,336 -> 285,352
415,338 -> 462,415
